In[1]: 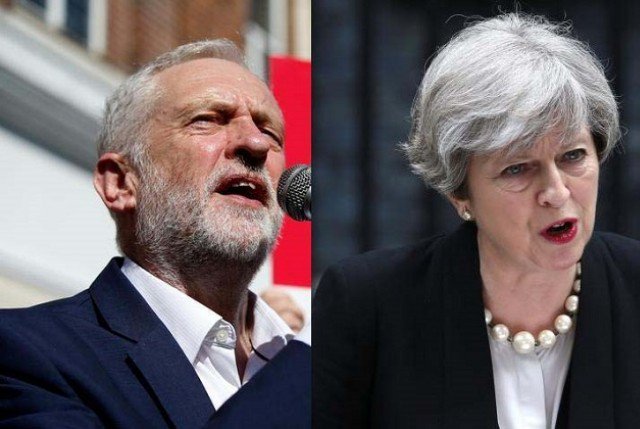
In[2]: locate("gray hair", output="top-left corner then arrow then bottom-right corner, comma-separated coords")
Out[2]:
403,13 -> 620,196
96,39 -> 246,173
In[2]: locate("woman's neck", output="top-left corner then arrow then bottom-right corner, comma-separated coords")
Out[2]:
478,242 -> 577,334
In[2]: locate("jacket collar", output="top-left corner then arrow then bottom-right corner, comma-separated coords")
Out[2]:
436,223 -> 618,428
557,236 -> 615,428
437,222 -> 499,428
89,258 -> 215,428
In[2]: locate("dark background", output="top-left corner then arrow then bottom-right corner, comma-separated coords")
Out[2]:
313,0 -> 640,283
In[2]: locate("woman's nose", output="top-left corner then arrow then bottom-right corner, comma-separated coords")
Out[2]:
537,165 -> 571,208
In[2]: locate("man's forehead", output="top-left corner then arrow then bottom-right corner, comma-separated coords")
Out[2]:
155,58 -> 283,118
156,57 -> 263,88
175,87 -> 276,110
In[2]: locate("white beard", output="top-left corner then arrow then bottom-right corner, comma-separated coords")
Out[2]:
134,163 -> 283,272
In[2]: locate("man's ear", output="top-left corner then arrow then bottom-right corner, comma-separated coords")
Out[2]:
94,153 -> 139,213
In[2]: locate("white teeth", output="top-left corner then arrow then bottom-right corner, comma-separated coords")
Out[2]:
552,222 -> 564,227
231,181 -> 256,189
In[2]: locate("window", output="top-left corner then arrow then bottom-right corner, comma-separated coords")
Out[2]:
16,0 -> 104,53
65,0 -> 88,44
18,0 -> 45,18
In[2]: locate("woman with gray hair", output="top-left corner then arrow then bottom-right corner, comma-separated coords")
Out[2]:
314,13 -> 640,429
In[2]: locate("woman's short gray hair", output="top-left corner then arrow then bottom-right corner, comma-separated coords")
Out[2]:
96,39 -> 245,172
403,13 -> 620,197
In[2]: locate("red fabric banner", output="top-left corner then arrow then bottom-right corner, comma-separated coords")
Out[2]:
270,56 -> 311,288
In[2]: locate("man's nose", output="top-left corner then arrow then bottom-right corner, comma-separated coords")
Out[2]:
225,118 -> 270,169
537,165 -> 571,208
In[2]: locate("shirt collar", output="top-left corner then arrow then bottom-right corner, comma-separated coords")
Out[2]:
294,322 -> 312,346
251,296 -> 296,359
121,257 -> 293,364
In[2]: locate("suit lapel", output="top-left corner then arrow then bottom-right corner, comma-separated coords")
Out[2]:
128,326 -> 215,429
440,224 -> 499,428
90,259 -> 214,429
560,239 -> 615,428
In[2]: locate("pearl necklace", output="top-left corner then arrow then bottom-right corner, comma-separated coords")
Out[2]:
485,261 -> 581,354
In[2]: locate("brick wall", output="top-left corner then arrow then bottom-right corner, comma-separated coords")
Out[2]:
106,0 -> 248,73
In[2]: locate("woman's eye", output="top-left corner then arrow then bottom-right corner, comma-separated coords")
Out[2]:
562,149 -> 586,162
502,163 -> 526,176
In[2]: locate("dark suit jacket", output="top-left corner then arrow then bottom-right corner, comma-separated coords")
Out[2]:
0,258 -> 217,428
206,339 -> 311,428
313,222 -> 640,428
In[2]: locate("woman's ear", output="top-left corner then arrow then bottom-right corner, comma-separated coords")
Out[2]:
93,153 -> 139,214
446,193 -> 473,221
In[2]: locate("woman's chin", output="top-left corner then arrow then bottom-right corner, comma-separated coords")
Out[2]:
532,247 -> 584,272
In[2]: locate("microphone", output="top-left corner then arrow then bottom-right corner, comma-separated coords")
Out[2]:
277,165 -> 311,221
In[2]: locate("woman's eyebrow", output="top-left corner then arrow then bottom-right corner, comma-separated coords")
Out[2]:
490,150 -> 531,167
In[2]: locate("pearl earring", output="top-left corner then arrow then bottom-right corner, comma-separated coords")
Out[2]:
462,210 -> 472,221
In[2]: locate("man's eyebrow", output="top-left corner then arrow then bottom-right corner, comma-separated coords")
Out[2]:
252,109 -> 285,135
251,109 -> 279,126
174,98 -> 236,118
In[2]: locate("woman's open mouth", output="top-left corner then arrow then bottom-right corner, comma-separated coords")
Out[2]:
540,218 -> 578,244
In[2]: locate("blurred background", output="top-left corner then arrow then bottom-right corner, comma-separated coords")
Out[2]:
313,0 -> 640,283
0,0 -> 311,316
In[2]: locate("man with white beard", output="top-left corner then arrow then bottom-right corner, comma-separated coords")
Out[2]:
0,40 -> 304,428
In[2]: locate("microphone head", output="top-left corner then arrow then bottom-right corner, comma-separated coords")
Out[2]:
277,165 -> 311,221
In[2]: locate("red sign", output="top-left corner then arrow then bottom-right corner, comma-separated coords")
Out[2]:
270,56 -> 311,288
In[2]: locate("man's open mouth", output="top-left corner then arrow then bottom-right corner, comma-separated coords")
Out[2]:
215,175 -> 269,205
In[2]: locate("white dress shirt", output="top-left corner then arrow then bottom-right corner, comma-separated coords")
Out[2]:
489,327 -> 574,429
295,322 -> 311,346
121,258 -> 294,409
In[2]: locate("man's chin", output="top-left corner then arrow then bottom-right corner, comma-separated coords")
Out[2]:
199,214 -> 281,262
213,238 -> 271,263
208,200 -> 281,233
